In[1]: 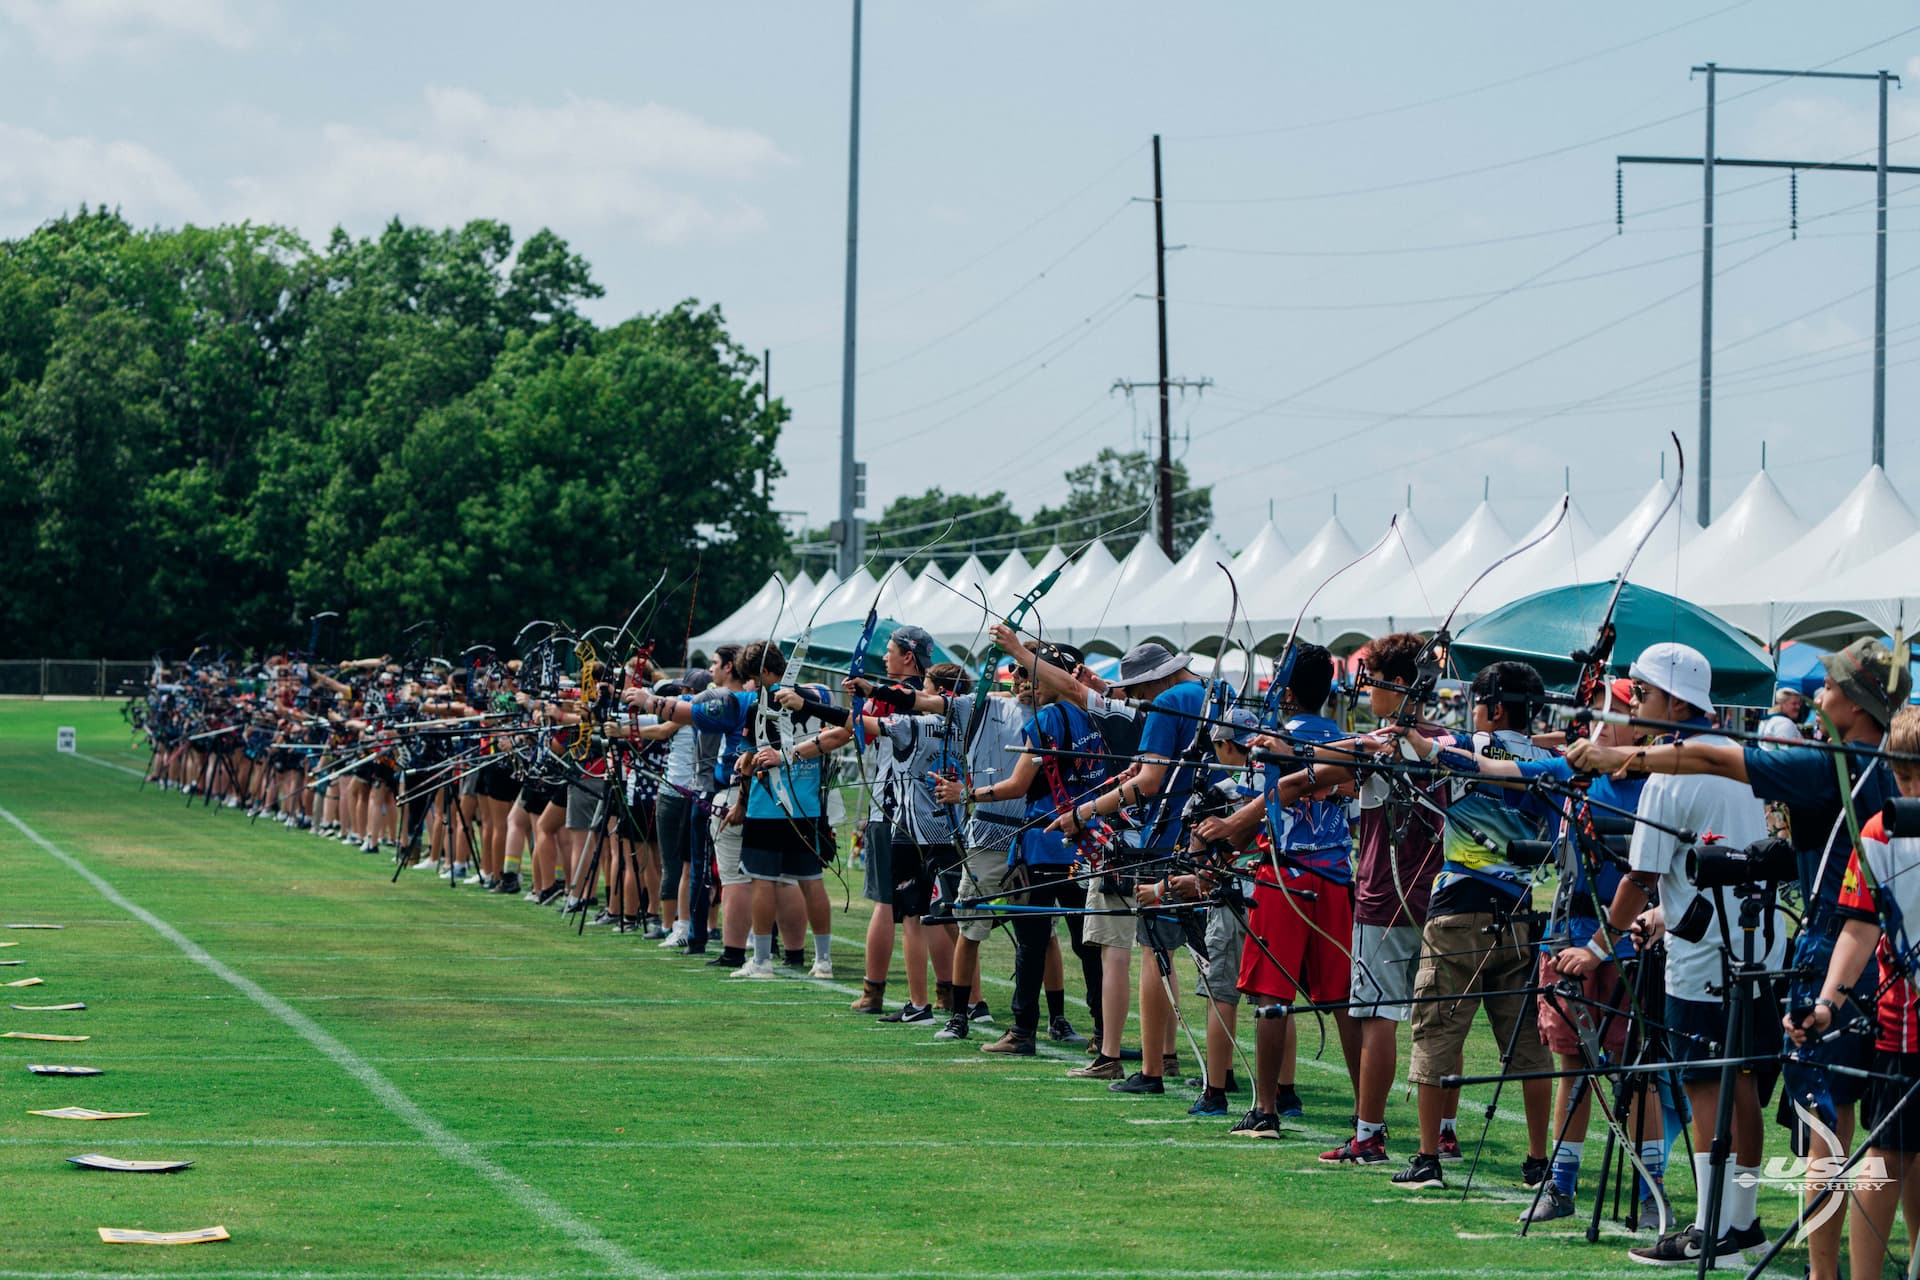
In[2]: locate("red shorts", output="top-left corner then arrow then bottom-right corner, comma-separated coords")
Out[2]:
1238,864 -> 1353,1005
1535,953 -> 1631,1057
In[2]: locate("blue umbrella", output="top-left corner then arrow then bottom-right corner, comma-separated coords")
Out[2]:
1772,642 -> 1828,699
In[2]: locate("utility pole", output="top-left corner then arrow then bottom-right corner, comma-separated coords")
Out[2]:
1152,135 -> 1174,559
762,347 -> 772,501
1115,136 -> 1209,557
833,0 -> 864,577
1618,63 -> 1912,524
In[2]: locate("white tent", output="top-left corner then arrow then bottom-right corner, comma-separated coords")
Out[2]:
1061,537 -> 1173,639
1128,527 -> 1236,639
1585,478 -> 1694,580
1244,514 -> 1363,645
817,567 -> 878,624
688,572 -> 787,651
1231,521 -> 1292,585
1461,495 -> 1601,619
893,561 -> 949,621
1639,469 -> 1803,604
1365,500 -> 1513,629
1779,527 -> 1920,639
793,568 -> 843,624
922,554 -> 995,644
1711,466 -> 1919,642
1310,509 -> 1436,641
1027,544 -> 1068,582
1033,540 -> 1115,643
982,548 -> 1034,606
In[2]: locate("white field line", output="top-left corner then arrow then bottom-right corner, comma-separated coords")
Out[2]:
0,1134 -> 1281,1153
0,802 -> 664,1280
0,1274 -> 1666,1280
72,752 -> 144,778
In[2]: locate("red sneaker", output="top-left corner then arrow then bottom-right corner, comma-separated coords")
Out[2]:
1318,1133 -> 1389,1165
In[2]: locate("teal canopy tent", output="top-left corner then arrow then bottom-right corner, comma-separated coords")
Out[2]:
1450,582 -> 1775,707
781,618 -> 957,681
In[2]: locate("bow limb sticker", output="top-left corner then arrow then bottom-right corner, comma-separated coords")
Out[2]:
70,1153 -> 194,1173
26,1064 -> 103,1076
1733,1102 -> 1892,1241
98,1226 -> 228,1245
30,1107 -> 148,1120
4,1031 -> 88,1041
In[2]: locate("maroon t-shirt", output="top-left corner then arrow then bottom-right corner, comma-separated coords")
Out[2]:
1352,728 -> 1450,928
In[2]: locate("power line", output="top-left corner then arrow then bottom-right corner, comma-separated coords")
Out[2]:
1166,0 -> 1755,144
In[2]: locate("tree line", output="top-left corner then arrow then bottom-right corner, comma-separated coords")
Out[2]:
0,209 -> 786,661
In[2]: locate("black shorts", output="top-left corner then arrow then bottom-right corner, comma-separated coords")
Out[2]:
617,797 -> 658,844
1669,988 -> 1783,1100
358,762 -> 398,791
1864,1050 -> 1920,1154
476,762 -> 520,803
516,782 -> 566,816
894,843 -> 958,920
741,817 -> 832,882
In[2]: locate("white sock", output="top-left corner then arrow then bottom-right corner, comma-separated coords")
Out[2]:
1728,1164 -> 1759,1230
751,932 -> 772,966
1692,1152 -> 1715,1232
814,933 -> 832,963
1357,1119 -> 1383,1142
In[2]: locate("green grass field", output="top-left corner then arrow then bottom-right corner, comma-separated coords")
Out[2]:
0,700 -> 1815,1279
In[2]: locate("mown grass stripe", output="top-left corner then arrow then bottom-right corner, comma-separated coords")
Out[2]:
0,801 -> 664,1280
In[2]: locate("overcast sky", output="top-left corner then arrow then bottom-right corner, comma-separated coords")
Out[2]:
7,0 -> 1920,567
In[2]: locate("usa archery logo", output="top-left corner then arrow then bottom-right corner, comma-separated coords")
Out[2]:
1734,1103 -> 1890,1239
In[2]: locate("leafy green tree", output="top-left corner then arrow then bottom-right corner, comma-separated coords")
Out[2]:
1026,447 -> 1211,560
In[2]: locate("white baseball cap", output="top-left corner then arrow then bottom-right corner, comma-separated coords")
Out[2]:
1628,641 -> 1713,713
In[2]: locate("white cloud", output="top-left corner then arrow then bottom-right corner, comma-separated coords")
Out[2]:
225,88 -> 789,245
1731,68 -> 1920,171
0,87 -> 789,247
0,0 -> 264,61
0,121 -> 202,226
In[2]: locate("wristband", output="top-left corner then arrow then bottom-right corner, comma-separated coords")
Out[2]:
1585,936 -> 1611,963
1814,995 -> 1845,1015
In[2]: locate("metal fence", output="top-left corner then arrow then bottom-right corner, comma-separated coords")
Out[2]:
0,660 -> 149,698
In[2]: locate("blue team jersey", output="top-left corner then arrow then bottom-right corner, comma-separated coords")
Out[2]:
1264,713 -> 1353,882
690,688 -> 828,820
1135,679 -> 1228,850
1014,700 -> 1107,868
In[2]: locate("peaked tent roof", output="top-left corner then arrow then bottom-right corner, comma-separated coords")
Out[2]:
1127,527 -> 1236,637
1312,509 -> 1436,632
893,561 -> 949,622
1462,494 -> 1601,618
1639,468 -> 1803,603
923,554 -> 995,642
792,568 -> 843,623
1779,525 -> 1920,638
1244,514 -> 1363,641
1062,536 -> 1173,635
687,572 -> 787,651
816,566 -> 878,624
1711,466 -> 1919,642
1231,521 -> 1292,583
1028,544 -> 1069,581
982,548 -> 1034,605
1586,478 -> 1694,581
1371,500 -> 1514,626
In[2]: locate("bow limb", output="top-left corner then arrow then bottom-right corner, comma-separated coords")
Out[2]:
1571,433 -> 1685,726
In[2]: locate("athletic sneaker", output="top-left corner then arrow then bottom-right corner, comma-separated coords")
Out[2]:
1107,1072 -> 1164,1095
1521,1154 -> 1551,1188
1319,1133 -> 1389,1165
586,908 -> 615,926
727,958 -> 776,979
1047,1016 -> 1086,1044
933,1014 -> 970,1041
643,922 -> 668,940
1066,1058 -> 1123,1080
968,1001 -> 993,1024
1628,1224 -> 1751,1267
878,1002 -> 933,1025
532,883 -> 566,907
1720,1220 -> 1765,1256
1392,1152 -> 1446,1190
1188,1092 -> 1230,1117
1228,1109 -> 1281,1139
1186,1073 -> 1241,1094
807,958 -> 833,979
659,925 -> 689,948
704,953 -> 740,968
1274,1088 -> 1304,1119
980,1030 -> 1035,1056
1634,1194 -> 1669,1233
1436,1130 -> 1463,1161
493,872 -> 521,896
1517,1184 -> 1576,1224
